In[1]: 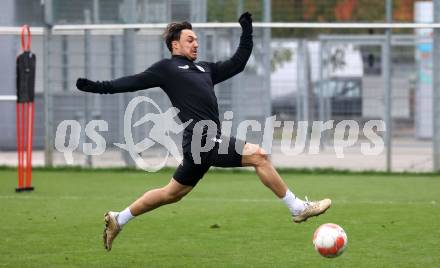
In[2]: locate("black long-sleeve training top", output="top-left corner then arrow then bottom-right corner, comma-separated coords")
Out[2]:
81,33 -> 252,146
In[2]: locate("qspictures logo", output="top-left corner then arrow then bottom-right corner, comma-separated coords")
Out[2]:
55,96 -> 385,171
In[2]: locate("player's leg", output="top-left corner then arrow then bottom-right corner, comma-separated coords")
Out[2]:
103,151 -> 210,251
241,143 -> 331,223
241,143 -> 288,198
103,178 -> 193,251
128,178 -> 193,216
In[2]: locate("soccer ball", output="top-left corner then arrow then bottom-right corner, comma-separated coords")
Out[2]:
312,223 -> 348,258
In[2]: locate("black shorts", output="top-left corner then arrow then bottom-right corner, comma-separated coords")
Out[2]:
173,135 -> 246,187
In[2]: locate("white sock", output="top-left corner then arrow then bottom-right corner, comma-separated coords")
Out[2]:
117,207 -> 134,227
281,190 -> 305,216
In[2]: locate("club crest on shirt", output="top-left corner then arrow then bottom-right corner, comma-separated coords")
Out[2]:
195,65 -> 205,72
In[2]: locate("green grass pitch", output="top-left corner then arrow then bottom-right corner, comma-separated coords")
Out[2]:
0,168 -> 439,267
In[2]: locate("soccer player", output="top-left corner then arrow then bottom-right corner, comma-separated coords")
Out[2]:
76,12 -> 331,251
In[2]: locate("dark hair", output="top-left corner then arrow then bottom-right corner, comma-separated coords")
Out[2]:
163,21 -> 192,52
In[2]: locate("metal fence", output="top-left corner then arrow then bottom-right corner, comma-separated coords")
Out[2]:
0,0 -> 439,172
44,27 -> 271,168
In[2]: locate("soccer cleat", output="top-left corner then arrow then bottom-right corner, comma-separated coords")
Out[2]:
103,211 -> 121,251
292,198 -> 332,223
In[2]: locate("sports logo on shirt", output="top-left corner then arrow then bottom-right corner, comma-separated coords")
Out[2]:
178,65 -> 189,69
195,65 -> 205,72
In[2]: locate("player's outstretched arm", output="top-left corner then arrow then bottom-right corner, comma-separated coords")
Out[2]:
76,68 -> 163,94
209,12 -> 253,84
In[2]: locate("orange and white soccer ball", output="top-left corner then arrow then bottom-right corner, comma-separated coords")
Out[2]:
312,223 -> 348,258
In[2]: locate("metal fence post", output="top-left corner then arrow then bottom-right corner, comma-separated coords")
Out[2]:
384,0 -> 393,172
433,0 -> 440,171
237,0 -> 244,17
122,0 -> 137,167
318,40 -> 327,147
296,40 -> 303,123
43,0 -> 53,167
263,0 -> 272,120
84,9 -> 92,167
43,27 -> 53,167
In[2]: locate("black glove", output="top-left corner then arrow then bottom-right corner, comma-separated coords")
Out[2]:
238,11 -> 252,35
76,78 -> 98,92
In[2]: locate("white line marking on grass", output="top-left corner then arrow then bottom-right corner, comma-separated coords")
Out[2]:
186,198 -> 439,205
0,195 -> 437,205
0,195 -> 85,200
0,249 -> 103,262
